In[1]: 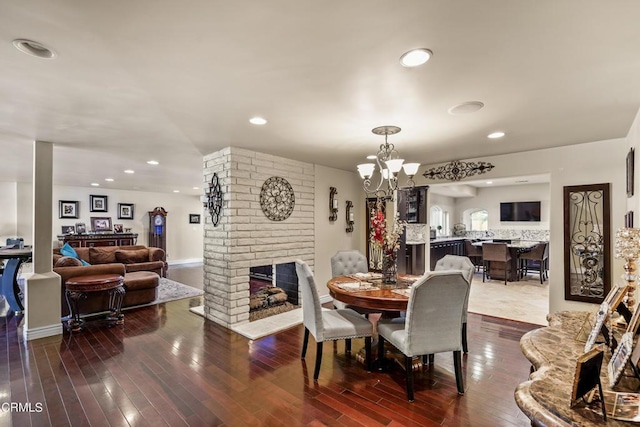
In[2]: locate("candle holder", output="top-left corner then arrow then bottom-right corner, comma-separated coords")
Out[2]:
615,228 -> 640,312
329,187 -> 338,221
346,200 -> 354,233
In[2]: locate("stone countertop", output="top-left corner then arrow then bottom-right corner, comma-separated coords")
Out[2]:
515,311 -> 636,426
430,237 -> 467,243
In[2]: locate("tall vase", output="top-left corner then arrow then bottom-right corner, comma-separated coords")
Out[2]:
382,251 -> 397,284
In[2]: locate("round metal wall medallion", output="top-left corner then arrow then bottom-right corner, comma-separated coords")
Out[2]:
260,176 -> 295,221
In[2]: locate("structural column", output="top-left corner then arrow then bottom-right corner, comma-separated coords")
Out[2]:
23,141 -> 62,340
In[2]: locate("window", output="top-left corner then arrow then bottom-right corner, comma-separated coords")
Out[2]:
469,209 -> 488,231
430,205 -> 448,235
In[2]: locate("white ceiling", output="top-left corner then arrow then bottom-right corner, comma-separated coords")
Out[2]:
1,1 -> 640,196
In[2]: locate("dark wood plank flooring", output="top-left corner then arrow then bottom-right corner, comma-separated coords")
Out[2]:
1,269 -> 539,426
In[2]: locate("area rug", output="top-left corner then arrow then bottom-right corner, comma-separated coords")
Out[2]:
189,305 -> 303,340
124,277 -> 203,310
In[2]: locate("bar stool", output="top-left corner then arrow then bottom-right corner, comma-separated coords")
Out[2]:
482,243 -> 512,285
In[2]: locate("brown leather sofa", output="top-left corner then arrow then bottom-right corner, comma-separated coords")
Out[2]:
53,245 -> 167,317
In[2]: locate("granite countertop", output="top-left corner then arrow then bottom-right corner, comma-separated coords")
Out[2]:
515,310 -> 635,426
430,237 -> 467,243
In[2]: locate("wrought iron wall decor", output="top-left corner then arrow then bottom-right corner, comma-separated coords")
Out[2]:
345,200 -> 354,233
563,183 -> 611,303
329,187 -> 338,221
260,176 -> 295,221
422,160 -> 495,181
204,173 -> 223,226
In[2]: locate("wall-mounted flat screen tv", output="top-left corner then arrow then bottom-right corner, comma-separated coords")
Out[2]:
500,201 -> 541,222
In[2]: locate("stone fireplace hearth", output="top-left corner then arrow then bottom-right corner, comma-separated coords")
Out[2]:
201,147 -> 315,328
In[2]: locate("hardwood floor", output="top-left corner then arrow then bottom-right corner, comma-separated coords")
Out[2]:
1,269 -> 540,426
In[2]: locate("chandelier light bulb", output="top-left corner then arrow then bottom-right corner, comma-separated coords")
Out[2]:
402,163 -> 420,177
357,163 -> 375,179
385,159 -> 405,174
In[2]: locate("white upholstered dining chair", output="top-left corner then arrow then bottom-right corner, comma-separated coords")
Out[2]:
296,260 -> 373,380
434,255 -> 475,353
330,250 -> 377,317
377,271 -> 470,401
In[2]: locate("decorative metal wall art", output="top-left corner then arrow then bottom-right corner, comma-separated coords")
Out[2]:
563,183 -> 611,303
260,176 -> 295,221
422,160 -> 495,181
329,187 -> 338,221
204,173 -> 223,226
345,200 -> 354,233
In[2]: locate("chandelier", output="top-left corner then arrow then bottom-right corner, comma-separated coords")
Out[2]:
357,126 -> 420,199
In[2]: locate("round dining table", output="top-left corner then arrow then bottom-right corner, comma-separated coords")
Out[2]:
327,274 -> 421,312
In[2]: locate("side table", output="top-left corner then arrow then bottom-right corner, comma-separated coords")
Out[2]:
65,274 -> 125,332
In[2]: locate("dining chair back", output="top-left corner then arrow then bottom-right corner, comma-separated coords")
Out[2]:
482,242 -> 512,285
296,260 -> 373,380
377,271 -> 470,401
518,242 -> 549,284
331,250 -> 368,277
434,255 -> 475,353
464,240 -> 483,272
330,250 -> 375,314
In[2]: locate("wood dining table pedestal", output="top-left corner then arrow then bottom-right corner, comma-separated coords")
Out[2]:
327,273 -> 422,369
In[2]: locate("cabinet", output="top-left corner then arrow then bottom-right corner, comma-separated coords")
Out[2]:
58,233 -> 138,248
397,186 -> 429,275
429,239 -> 466,270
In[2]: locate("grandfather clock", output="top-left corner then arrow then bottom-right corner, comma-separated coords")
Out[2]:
148,207 -> 167,252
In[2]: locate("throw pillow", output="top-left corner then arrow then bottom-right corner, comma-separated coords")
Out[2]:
59,243 -> 91,266
55,257 -> 83,267
89,247 -> 117,264
115,249 -> 149,264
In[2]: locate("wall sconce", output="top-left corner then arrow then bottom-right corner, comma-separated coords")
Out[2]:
204,172 -> 223,227
346,200 -> 354,233
329,187 -> 338,221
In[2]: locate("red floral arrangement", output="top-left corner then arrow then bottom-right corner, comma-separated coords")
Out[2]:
370,209 -> 405,258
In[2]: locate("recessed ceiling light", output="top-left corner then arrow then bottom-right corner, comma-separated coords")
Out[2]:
193,186 -> 199,190
488,132 -> 505,139
12,39 -> 57,59
516,180 -> 529,183
173,190 -> 180,193
91,183 -> 100,187
124,169 -> 135,174
448,101 -> 485,115
400,48 -> 432,67
486,181 -> 493,184
105,178 -> 114,182
249,117 -> 267,125
147,160 -> 159,165
366,155 -> 377,160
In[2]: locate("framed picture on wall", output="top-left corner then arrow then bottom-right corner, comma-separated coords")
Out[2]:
59,200 -> 79,219
90,195 -> 108,212
189,214 -> 201,224
118,203 -> 134,220
627,147 -> 635,198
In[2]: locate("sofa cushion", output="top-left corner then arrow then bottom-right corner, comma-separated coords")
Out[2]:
89,247 -> 117,264
60,243 -> 91,266
124,271 -> 160,292
115,249 -> 149,264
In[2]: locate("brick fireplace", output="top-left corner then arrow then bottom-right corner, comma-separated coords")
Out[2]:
201,147 -> 314,328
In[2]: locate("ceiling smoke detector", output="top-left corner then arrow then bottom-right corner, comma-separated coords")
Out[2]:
12,39 -> 57,59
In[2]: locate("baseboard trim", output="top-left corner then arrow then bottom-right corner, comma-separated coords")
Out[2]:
24,323 -> 63,341
168,259 -> 203,267
320,294 -> 333,304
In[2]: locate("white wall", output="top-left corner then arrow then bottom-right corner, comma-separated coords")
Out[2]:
417,137 -> 627,315
314,165 -> 367,296
5,183 -> 203,263
454,183 -> 550,231
0,181 -> 17,243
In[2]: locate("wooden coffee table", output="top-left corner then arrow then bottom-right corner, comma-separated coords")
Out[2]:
65,274 -> 125,332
